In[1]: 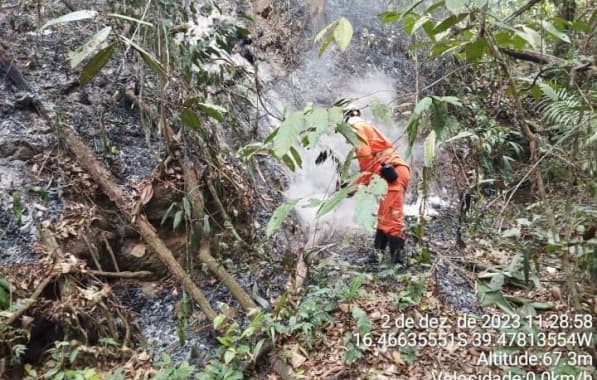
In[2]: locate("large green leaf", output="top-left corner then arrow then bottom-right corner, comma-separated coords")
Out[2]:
336,121 -> 362,147
354,188 -> 378,231
334,17 -> 353,51
266,199 -> 299,237
122,36 -> 167,80
423,130 -> 436,168
180,108 -> 201,130
379,11 -> 402,25
413,97 -> 433,116
515,25 -> 541,49
540,20 -> 570,43
370,98 -> 393,126
306,107 -> 329,146
464,37 -> 487,61
69,27 -> 112,68
197,102 -> 226,122
354,177 -> 387,231
316,185 -> 353,218
431,13 -> 468,36
273,111 -> 304,157
41,10 -> 98,30
80,43 -> 115,85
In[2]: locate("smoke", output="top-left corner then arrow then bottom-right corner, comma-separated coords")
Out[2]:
260,0 -> 447,242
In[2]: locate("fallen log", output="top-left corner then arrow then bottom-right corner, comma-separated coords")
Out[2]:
58,126 -> 217,321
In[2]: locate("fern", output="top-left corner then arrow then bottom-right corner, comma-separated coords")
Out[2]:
535,84 -> 597,173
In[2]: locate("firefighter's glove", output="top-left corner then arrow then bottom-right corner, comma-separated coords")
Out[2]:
380,163 -> 398,182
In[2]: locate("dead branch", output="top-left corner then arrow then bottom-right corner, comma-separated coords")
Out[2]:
198,241 -> 258,312
183,161 -> 258,312
500,48 -> 565,65
58,125 -> 217,321
88,270 -> 153,279
501,0 -> 542,24
206,180 -> 251,248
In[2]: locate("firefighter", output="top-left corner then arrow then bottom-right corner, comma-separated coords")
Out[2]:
344,104 -> 410,265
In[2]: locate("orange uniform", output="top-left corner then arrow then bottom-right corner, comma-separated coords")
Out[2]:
350,118 -> 410,238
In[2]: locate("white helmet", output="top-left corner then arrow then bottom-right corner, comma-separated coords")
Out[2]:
343,103 -> 361,122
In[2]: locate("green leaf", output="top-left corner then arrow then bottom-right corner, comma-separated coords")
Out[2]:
431,13 -> 468,35
354,188 -> 378,231
370,98 -> 393,126
444,130 -> 474,143
306,107 -> 329,146
266,199 -> 299,237
403,14 -> 420,35
477,286 -> 514,314
413,97 -> 433,116
445,0 -> 466,14
402,0 -> 425,18
213,314 -> 226,330
224,349 -> 235,364
334,17 -> 353,51
465,36 -> 487,61
121,36 -> 166,79
197,102 -> 226,122
423,130 -> 436,168
351,306 -> 371,335
540,20 -> 570,43
314,20 -> 337,43
316,185 -> 353,218
336,121 -> 361,147
368,175 -> 388,196
0,286 -> 9,310
538,81 -> 558,101
379,11 -> 401,25
180,108 -> 201,130
173,210 -> 183,231
319,31 -> 335,56
289,146 -> 303,169
488,273 -> 505,291
281,153 -> 296,171
274,111 -> 304,157
69,27 -> 112,68
433,96 -> 462,107
515,25 -> 541,49
41,10 -> 98,30
79,43 -> 115,85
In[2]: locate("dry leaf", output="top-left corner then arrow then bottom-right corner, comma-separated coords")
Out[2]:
140,183 -> 154,205
290,347 -> 307,368
392,351 -> 405,365
130,243 -> 146,258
